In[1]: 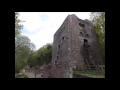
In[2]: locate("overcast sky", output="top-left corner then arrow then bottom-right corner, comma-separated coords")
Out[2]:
19,12 -> 91,50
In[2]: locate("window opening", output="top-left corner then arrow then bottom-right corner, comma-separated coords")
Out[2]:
84,39 -> 88,46
79,23 -> 85,29
62,36 -> 64,41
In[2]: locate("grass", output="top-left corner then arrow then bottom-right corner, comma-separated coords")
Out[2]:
73,68 -> 105,78
15,74 -> 29,78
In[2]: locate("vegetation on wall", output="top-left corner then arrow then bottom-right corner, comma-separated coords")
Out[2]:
90,12 -> 105,64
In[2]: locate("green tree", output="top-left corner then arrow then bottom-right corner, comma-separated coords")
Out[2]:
15,12 -> 25,36
15,35 -> 36,73
90,12 -> 105,64
36,43 -> 52,65
27,51 -> 40,78
27,43 -> 52,77
15,12 -> 36,73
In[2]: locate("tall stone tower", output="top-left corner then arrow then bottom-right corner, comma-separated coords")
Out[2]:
51,14 -> 102,78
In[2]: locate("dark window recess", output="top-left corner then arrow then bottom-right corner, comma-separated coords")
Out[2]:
57,56 -> 59,60
79,23 -> 85,29
55,60 -> 57,64
62,36 -> 64,41
80,32 -> 82,34
84,39 -> 88,46
58,44 -> 60,49
86,34 -> 89,37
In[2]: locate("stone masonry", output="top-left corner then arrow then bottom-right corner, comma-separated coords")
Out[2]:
51,14 -> 102,78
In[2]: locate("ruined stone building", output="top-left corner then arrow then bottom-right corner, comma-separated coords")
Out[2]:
41,63 -> 52,78
51,14 -> 102,78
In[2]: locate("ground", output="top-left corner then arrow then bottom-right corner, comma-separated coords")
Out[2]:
24,72 -> 42,78
73,69 -> 105,78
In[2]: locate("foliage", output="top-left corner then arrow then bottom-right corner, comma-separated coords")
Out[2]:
15,12 -> 52,74
15,12 -> 36,73
26,43 -> 52,77
15,12 -> 25,36
15,35 -> 36,73
90,12 -> 105,64
27,43 -> 52,67
37,43 -> 52,65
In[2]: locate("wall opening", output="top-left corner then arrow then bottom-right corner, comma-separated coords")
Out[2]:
79,23 -> 85,29
58,44 -> 60,49
55,60 -> 57,64
86,34 -> 89,37
62,36 -> 64,41
57,56 -> 59,60
80,32 -> 82,34
84,39 -> 88,46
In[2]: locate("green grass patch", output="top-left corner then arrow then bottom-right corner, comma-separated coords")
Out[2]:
15,74 -> 29,78
73,68 -> 105,78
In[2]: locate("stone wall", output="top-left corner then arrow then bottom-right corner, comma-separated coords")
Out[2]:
51,14 -> 102,78
42,64 -> 52,78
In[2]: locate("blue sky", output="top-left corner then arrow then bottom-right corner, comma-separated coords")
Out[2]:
19,12 -> 91,50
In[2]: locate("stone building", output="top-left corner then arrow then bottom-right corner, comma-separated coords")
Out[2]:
51,14 -> 102,78
41,63 -> 52,78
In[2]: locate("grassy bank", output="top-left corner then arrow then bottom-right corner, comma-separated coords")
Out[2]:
15,74 -> 29,78
73,68 -> 105,78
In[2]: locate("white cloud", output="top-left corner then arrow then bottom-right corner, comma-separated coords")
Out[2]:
19,12 -> 91,50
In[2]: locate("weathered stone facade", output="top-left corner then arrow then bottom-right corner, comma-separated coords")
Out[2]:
51,14 -> 102,78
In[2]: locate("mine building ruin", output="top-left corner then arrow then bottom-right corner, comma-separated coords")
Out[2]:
51,14 -> 102,78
